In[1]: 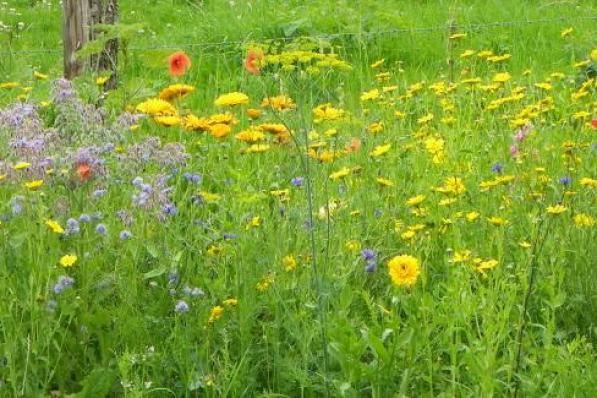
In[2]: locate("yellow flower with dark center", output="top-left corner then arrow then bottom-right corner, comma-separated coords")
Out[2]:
256,274 -> 274,292
95,76 -> 109,86
367,122 -> 384,134
59,254 -> 77,267
209,113 -> 238,125
158,84 -> 195,101
214,92 -> 249,107
46,220 -> 64,234
14,161 -> 32,170
388,255 -> 421,287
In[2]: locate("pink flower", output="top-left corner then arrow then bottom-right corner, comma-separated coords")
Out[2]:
510,145 -> 520,157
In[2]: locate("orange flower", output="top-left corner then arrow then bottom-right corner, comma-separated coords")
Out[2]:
168,51 -> 191,76
345,137 -> 362,153
244,49 -> 264,75
76,163 -> 91,181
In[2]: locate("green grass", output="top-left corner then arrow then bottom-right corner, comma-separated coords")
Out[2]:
0,0 -> 596,396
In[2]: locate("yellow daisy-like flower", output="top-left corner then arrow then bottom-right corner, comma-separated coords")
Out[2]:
135,98 -> 177,116
466,211 -> 480,222
573,213 -> 595,227
222,298 -> 238,306
261,95 -> 296,111
247,108 -> 262,119
59,254 -> 77,267
370,59 -> 385,69
579,178 -> 596,187
184,115 -> 211,132
158,84 -> 195,101
367,122 -> 384,134
154,115 -> 181,127
313,103 -> 345,123
0,82 -> 19,89
449,33 -> 467,40
24,180 -> 44,190
360,89 -> 380,102
387,255 -> 421,287
14,161 -> 32,170
214,92 -> 249,107
476,259 -> 498,273
406,195 -> 426,206
208,305 -> 224,324
329,167 -> 351,180
46,219 -> 64,234
492,72 -> 511,83
242,144 -> 270,154
546,204 -> 567,215
370,143 -> 391,157
561,27 -> 573,37
235,128 -> 266,143
282,255 -> 297,272
209,123 -> 231,138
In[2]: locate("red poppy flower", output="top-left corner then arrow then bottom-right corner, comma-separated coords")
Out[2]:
345,137 -> 362,153
244,49 -> 264,75
76,163 -> 91,181
168,51 -> 191,77
592,117 -> 597,130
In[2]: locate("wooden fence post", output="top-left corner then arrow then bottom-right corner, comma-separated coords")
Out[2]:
89,0 -> 119,90
62,0 -> 89,79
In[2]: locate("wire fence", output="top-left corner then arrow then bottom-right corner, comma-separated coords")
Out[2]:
1,15 -> 596,56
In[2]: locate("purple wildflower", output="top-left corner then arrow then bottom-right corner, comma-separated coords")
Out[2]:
174,300 -> 190,313
291,177 -> 304,187
119,230 -> 132,240
96,223 -> 107,235
559,176 -> 572,185
53,276 -> 75,294
491,163 -> 503,173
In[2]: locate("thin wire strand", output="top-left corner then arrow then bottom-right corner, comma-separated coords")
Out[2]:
1,16 -> 595,56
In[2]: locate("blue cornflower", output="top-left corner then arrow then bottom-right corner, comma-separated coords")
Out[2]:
559,176 -> 572,185
491,163 -> 504,173
119,230 -> 132,240
79,214 -> 91,223
162,203 -> 177,216
174,300 -> 190,313
96,223 -> 107,235
291,177 -> 304,187
53,276 -> 75,294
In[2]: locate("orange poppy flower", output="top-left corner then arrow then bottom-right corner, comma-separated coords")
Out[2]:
76,163 -> 91,181
168,51 -> 191,77
244,49 -> 264,75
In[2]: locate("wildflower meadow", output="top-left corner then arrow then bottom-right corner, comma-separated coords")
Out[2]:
0,1 -> 596,396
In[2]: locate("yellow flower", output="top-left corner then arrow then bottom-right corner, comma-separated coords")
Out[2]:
370,143 -> 391,157
487,216 -> 508,226
208,305 -> 224,324
561,27 -> 573,37
235,128 -> 266,143
417,113 -> 434,124
476,259 -> 498,273
282,255 -> 297,272
136,98 -> 177,116
376,177 -> 394,187
492,72 -> 511,83
451,250 -> 472,263
209,123 -> 231,138
345,240 -> 361,253
367,122 -> 384,134
222,298 -> 238,306
579,178 -> 596,187
449,33 -> 467,40
207,244 -> 224,256
0,82 -> 19,89
261,95 -> 296,111
256,274 -> 275,292
24,180 -> 44,190
14,161 -> 32,170
466,212 -> 479,222
487,54 -> 511,63
46,219 -> 64,234
387,255 -> 421,287
34,71 -> 48,80
519,241 -> 532,249
95,76 -> 110,86
329,167 -> 351,180
460,49 -> 476,58
154,115 -> 181,127
360,89 -> 380,102
573,213 -> 595,227
313,103 -> 345,123
246,216 -> 262,229
59,254 -> 77,267
546,204 -> 567,215
158,84 -> 195,101
242,144 -> 270,154
214,92 -> 249,106
401,230 -> 416,240
247,108 -> 262,119
406,195 -> 426,206
184,115 -> 211,132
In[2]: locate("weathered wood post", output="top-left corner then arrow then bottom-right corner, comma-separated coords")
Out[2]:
62,0 -> 89,79
63,0 -> 119,88
89,0 -> 119,90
